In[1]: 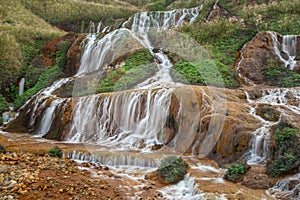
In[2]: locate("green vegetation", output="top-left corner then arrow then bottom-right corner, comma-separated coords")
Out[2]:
225,163 -> 248,182
263,61 -> 300,88
219,0 -> 300,35
48,146 -> 63,158
0,145 -> 5,153
0,0 -> 64,112
14,66 -> 63,108
274,124 -> 299,146
56,41 -> 72,69
19,0 -> 137,25
171,60 -> 239,88
268,123 -> 300,177
96,49 -> 155,93
158,156 -> 188,184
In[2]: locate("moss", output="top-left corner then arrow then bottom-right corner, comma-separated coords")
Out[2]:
158,156 -> 188,184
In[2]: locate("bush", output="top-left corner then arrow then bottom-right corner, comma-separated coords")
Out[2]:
96,49 -> 154,93
274,124 -> 299,146
157,156 -> 188,184
48,146 -> 63,158
225,163 -> 248,182
263,61 -> 300,88
0,144 -> 5,153
267,123 -> 300,177
268,153 -> 299,177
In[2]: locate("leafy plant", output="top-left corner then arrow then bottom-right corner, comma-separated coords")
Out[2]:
96,49 -> 154,93
56,41 -> 71,69
225,163 -> 248,182
158,156 -> 188,184
48,146 -> 63,158
171,60 -> 239,88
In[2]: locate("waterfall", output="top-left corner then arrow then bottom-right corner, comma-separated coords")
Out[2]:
67,88 -> 172,149
34,99 -> 63,137
268,31 -> 297,70
63,150 -> 160,168
246,105 -> 277,165
244,88 -> 300,165
159,174 -> 204,200
19,78 -> 25,96
268,173 -> 300,200
77,6 -> 202,89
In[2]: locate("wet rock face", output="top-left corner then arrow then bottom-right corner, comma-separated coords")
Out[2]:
256,104 -> 280,122
235,32 -> 277,84
236,31 -> 300,85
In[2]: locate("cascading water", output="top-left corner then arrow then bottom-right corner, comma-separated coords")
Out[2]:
245,104 -> 278,165
77,6 -> 202,88
244,88 -> 300,165
268,31 -> 298,70
34,99 -> 63,137
67,88 -> 172,149
18,78 -> 25,96
268,173 -> 300,200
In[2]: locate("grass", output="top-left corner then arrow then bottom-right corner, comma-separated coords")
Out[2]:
19,0 -> 138,25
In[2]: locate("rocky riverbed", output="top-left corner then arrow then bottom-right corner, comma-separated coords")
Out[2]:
0,152 -> 166,200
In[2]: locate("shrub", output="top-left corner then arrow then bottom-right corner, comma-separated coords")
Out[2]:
225,163 -> 248,182
268,153 -> 299,177
267,123 -> 300,177
274,124 -> 299,146
0,144 -> 5,153
157,156 -> 188,184
48,146 -> 63,158
263,61 -> 300,88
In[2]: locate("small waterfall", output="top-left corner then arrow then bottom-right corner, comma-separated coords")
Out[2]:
268,173 -> 300,200
63,150 -> 160,168
244,88 -> 300,165
34,99 -> 63,137
244,92 -> 280,165
159,174 -> 204,200
19,78 -> 25,96
268,31 -> 297,70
